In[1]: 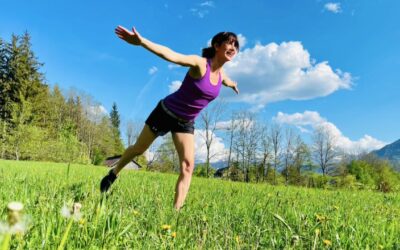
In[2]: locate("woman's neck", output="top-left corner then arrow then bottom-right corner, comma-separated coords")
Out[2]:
209,57 -> 224,72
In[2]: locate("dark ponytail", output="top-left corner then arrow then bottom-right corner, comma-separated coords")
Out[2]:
202,47 -> 216,58
201,31 -> 240,59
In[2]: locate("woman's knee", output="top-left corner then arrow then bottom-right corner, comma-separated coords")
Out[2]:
181,159 -> 194,175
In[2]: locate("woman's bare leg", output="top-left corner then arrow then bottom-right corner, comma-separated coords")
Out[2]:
113,124 -> 157,175
172,132 -> 195,210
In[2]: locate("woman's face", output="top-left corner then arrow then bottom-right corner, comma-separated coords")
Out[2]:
215,40 -> 238,62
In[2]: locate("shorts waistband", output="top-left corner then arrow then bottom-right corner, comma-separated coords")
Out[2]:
160,100 -> 191,123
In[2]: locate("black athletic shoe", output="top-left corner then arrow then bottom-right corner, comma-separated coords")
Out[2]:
100,169 -> 117,193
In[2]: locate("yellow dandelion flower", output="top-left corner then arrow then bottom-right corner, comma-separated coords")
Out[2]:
161,224 -> 171,230
323,239 -> 332,246
171,232 -> 177,238
315,214 -> 327,222
235,235 -> 240,244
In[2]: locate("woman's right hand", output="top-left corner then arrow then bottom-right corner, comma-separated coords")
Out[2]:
115,25 -> 143,46
115,25 -> 201,68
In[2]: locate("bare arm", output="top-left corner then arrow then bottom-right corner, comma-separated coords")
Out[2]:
221,68 -> 239,94
115,25 -> 203,68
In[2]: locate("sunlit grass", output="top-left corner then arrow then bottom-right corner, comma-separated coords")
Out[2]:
0,159 -> 399,249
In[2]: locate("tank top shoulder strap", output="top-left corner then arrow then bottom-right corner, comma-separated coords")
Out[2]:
206,58 -> 222,85
206,58 -> 211,72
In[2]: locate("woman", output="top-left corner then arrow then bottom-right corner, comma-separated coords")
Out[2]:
101,25 -> 239,210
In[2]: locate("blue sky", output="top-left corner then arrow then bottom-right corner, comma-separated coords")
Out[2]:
1,0 -> 399,161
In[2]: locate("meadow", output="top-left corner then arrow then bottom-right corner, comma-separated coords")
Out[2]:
0,159 -> 399,249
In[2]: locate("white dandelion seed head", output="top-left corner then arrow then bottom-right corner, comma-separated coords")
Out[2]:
61,204 -> 72,218
73,203 -> 82,213
7,202 -> 24,226
7,202 -> 24,212
61,202 -> 83,221
9,222 -> 26,235
0,216 -> 30,235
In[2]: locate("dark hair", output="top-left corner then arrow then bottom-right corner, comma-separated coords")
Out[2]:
202,32 -> 239,58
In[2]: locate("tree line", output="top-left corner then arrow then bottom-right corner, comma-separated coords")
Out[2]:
149,102 -> 400,192
198,107 -> 400,192
0,32 -> 125,164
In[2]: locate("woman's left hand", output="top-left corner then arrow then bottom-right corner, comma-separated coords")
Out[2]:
232,82 -> 239,94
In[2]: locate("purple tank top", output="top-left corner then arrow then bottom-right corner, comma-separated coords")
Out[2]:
163,59 -> 222,121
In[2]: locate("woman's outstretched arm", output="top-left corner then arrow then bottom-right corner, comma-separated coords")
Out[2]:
115,25 -> 203,68
221,68 -> 239,94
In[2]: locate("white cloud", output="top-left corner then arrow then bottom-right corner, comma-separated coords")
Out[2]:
168,80 -> 182,93
275,110 -> 325,127
274,111 -> 386,153
190,1 -> 214,18
324,2 -> 342,13
207,38 -> 212,47
195,129 -> 228,163
237,34 -> 247,48
143,130 -> 228,164
99,105 -> 107,114
215,120 -> 232,130
87,105 -> 107,115
216,118 -> 254,131
190,8 -> 209,18
224,41 -> 353,110
168,64 -> 181,69
144,150 -> 155,162
148,66 -> 158,75
200,1 -> 214,7
86,105 -> 108,123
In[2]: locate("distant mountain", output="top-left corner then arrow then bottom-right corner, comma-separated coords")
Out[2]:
373,139 -> 400,171
211,161 -> 229,170
196,161 -> 228,170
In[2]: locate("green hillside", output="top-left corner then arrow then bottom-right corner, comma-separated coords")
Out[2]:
0,160 -> 399,249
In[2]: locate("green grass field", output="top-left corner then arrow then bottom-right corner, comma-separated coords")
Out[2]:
0,159 -> 399,249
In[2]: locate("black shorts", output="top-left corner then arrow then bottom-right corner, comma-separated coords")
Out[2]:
145,100 -> 195,136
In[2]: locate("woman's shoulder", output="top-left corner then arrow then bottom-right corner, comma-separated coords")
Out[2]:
187,55 -> 207,66
188,57 -> 208,80
198,56 -> 208,66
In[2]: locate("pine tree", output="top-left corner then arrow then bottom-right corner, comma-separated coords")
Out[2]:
0,32 -> 46,122
0,32 -> 48,160
110,102 -> 120,135
109,102 -> 124,155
